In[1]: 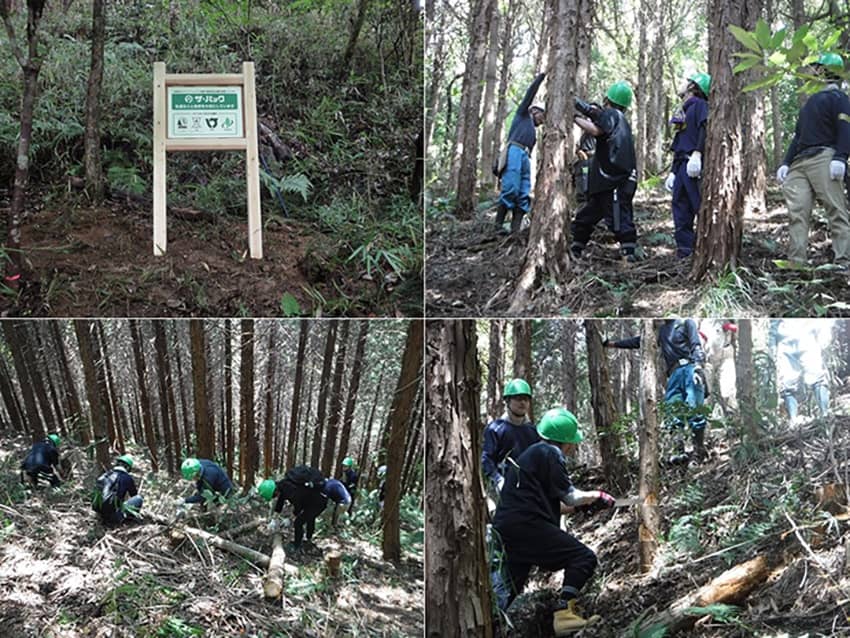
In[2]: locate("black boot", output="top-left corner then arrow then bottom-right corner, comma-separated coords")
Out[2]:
510,209 -> 525,234
495,203 -> 508,234
692,428 -> 707,462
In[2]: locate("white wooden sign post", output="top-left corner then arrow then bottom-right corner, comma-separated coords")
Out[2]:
152,61 -> 262,258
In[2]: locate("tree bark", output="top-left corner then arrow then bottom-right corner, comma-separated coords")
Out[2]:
340,0 -> 370,73
486,319 -> 504,420
453,0 -> 497,217
0,349 -> 24,433
154,321 -> 179,475
735,320 -> 757,443
561,320 -> 577,409
16,321 -> 56,435
190,320 -> 212,458
425,320 -> 492,637
83,0 -> 105,200
336,321 -> 369,472
321,321 -> 349,477
262,323 -> 278,477
508,0 -> 580,312
263,532 -> 287,599
357,361 -> 385,472
285,320 -> 309,470
311,322 -> 337,469
224,320 -> 234,477
479,7 -> 500,193
2,321 -> 43,439
382,320 -> 423,563
240,320 -> 257,487
130,320 -> 158,471
74,320 -> 110,471
638,319 -> 662,573
96,323 -> 124,454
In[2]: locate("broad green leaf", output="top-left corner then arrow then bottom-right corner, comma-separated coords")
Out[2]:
733,58 -> 762,73
755,19 -> 772,48
823,30 -> 842,50
768,51 -> 786,66
786,41 -> 807,63
728,24 -> 761,53
742,74 -> 782,92
791,24 -> 810,45
803,32 -> 818,50
279,292 -> 302,316
770,27 -> 787,49
733,51 -> 762,60
773,259 -> 809,271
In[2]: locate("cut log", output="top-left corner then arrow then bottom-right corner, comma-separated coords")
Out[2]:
325,551 -> 341,579
263,532 -> 287,599
221,518 -> 264,539
636,555 -> 772,635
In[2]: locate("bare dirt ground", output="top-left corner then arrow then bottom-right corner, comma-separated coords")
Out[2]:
0,194 -> 421,318
427,188 -> 850,318
0,435 -> 423,638
495,407 -> 850,637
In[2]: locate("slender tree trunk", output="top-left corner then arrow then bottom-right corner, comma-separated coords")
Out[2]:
400,388 -> 423,496
336,321 -> 369,471
561,321 -> 577,409
638,320 -> 661,573
509,0 -> 580,312
240,320 -> 257,487
97,323 -> 124,454
172,326 -> 193,456
382,321 -> 423,562
311,323 -> 337,469
17,321 -> 56,435
512,320 -> 533,421
74,320 -> 110,470
585,320 -> 630,493
340,0 -> 370,72
262,323 -> 278,477
492,0 -> 516,163
486,320 -> 504,420
736,320 -> 758,443
357,362 -> 385,471
321,322 -> 350,477
154,321 -> 179,475
453,0 -> 497,216
191,320 -> 213,458
34,325 -> 65,434
3,322 -> 43,439
285,320 -> 309,470
301,363 -> 315,465
425,320 -> 492,637
225,320 -> 234,477
479,7 -> 500,193
425,1 -> 447,150
83,0 -> 105,200
130,320 -> 158,471
0,351 -> 24,433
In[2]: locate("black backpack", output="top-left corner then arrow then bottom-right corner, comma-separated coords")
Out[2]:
92,470 -> 120,517
282,465 -> 326,503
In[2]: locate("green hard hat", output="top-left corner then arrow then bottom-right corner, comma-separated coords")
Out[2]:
606,81 -> 633,109
257,479 -> 276,502
503,378 -> 532,398
342,457 -> 355,468
181,458 -> 201,480
47,434 -> 60,447
688,72 -> 711,97
817,52 -> 844,69
537,407 -> 583,444
116,454 -> 134,469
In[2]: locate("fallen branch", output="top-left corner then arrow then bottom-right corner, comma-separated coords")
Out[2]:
636,555 -> 772,635
263,532 -> 286,599
221,518 -> 265,539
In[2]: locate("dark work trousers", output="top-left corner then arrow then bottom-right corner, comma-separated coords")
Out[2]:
294,498 -> 328,545
495,519 -> 598,608
571,179 -> 637,254
671,158 -> 702,257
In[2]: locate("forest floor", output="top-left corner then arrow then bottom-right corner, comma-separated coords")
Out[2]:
496,394 -> 850,637
0,435 -> 424,638
0,192 -> 421,318
426,187 -> 850,318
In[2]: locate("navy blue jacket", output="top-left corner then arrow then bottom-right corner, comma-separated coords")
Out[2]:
342,468 -> 359,494
481,417 -> 540,487
588,107 -> 636,194
323,479 -> 351,505
784,86 -> 850,165
610,319 -> 705,375
21,440 -> 59,474
671,96 -> 708,160
98,467 -> 139,523
185,459 -> 233,504
506,73 -> 546,151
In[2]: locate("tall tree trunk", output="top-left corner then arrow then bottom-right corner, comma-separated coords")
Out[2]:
735,320 -> 758,443
425,1 -> 447,150
83,0 -> 105,200
285,320 -> 309,470
2,322 -> 43,439
191,320 -> 213,458
154,321 -> 180,475
340,0 -> 370,72
400,388 -> 423,495
692,0 -> 762,279
1,0 -> 46,284
225,320 -> 234,477
130,319 -> 158,471
17,321 -> 56,435
425,320 -> 492,637
311,322 -> 337,469
301,363 -> 316,465
0,351 -> 24,433
486,320 -> 504,420
74,320 -> 110,471
453,0 -> 497,216
479,7 -> 501,193
240,320 -> 257,487
382,321 -> 423,563
509,0 -> 581,312
172,326 -> 193,456
585,320 -> 630,493
645,0 -> 666,174
96,323 -> 124,454
33,325 -> 65,434
262,323 -> 278,477
321,321 -> 350,477
512,320 -> 533,420
492,0 -> 517,163
561,320 -> 577,409
638,320 -> 662,573
357,362 -> 385,471
767,0 -> 783,168
336,321 -> 369,471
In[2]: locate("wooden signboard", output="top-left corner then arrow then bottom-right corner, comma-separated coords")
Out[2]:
152,61 -> 262,258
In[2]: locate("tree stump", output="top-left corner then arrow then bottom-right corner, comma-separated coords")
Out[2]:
325,551 -> 342,579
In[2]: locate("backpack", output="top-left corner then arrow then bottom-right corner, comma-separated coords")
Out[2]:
282,465 -> 326,504
92,470 -> 120,517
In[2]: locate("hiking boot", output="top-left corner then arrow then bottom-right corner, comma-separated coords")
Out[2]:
553,600 -> 601,635
495,203 -> 509,234
284,542 -> 302,554
692,428 -> 708,462
510,209 -> 525,234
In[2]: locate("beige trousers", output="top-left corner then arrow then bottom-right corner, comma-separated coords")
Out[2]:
782,148 -> 850,262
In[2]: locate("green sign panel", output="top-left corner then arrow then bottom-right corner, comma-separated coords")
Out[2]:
167,86 -> 243,138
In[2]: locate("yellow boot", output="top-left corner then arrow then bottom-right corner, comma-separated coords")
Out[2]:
552,600 -> 601,636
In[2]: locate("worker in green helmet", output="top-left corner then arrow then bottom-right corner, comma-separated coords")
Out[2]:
570,81 -> 640,262
776,53 -> 850,267
666,71 -> 710,258
20,433 -> 62,488
481,378 -> 539,497
340,457 -> 359,515
491,407 -> 614,634
92,455 -> 143,526
179,458 -> 233,506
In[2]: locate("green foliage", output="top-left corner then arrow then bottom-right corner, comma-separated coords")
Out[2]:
260,171 -> 313,203
155,617 -> 204,638
729,20 -> 848,94
684,603 -> 742,624
279,292 -> 302,316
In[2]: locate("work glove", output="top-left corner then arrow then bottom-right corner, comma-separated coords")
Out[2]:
830,160 -> 846,181
495,475 -> 505,493
595,490 -> 616,509
686,152 -> 702,178
776,164 -> 789,184
268,517 -> 282,533
664,173 -> 675,192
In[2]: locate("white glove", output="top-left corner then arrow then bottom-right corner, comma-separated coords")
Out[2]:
495,475 -> 505,492
664,173 -> 675,192
830,160 -> 846,181
686,152 -> 702,178
268,518 -> 280,533
776,165 -> 789,184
